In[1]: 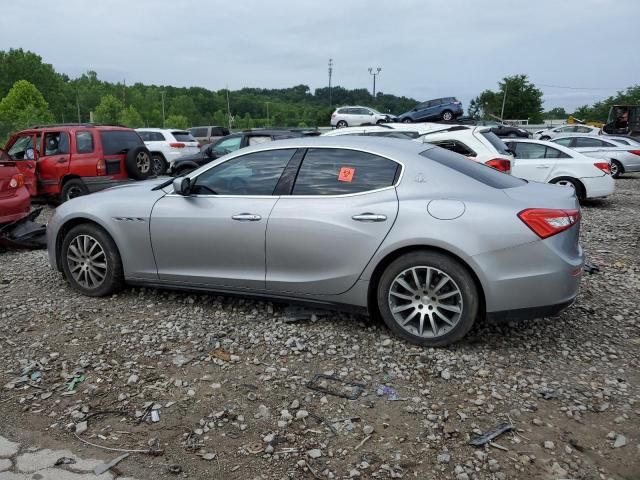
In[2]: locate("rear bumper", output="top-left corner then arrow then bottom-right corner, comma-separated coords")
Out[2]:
581,174 -> 615,198
486,298 -> 575,322
82,176 -> 134,193
0,187 -> 31,224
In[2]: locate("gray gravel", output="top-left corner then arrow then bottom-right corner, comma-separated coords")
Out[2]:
1,175 -> 639,479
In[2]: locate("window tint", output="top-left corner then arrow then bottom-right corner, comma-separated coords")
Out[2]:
575,126 -> 594,133
553,138 -> 573,147
421,148 -> 525,189
172,131 -> 196,142
248,136 -> 272,146
354,108 -> 371,115
76,132 -> 94,153
545,146 -> 570,159
211,127 -> 224,136
480,131 -> 510,155
429,140 -> 476,156
611,138 -> 630,145
44,132 -> 69,155
192,149 -> 295,195
212,136 -> 242,155
190,127 -> 208,137
574,137 -> 609,147
292,148 -> 399,196
511,142 -> 546,159
99,131 -> 144,155
559,126 -> 576,132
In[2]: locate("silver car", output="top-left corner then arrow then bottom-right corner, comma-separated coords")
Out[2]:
47,137 -> 584,346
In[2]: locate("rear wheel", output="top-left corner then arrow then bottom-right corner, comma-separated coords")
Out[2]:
441,110 -> 454,121
61,223 -> 124,297
402,118 -> 412,123
610,160 -> 623,179
540,135 -> 551,141
376,251 -> 478,347
151,154 -> 167,177
60,179 -> 88,203
551,177 -> 585,200
336,120 -> 348,128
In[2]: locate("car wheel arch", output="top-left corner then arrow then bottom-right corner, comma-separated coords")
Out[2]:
365,244 -> 487,321
55,217 -> 122,272
549,176 -> 586,200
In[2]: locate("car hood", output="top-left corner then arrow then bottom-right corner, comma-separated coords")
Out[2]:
175,151 -> 214,163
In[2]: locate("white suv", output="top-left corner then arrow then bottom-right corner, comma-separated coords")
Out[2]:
136,128 -> 200,175
330,106 -> 391,128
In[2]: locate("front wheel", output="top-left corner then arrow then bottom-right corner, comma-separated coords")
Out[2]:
61,224 -> 124,297
402,118 -> 412,123
610,160 -> 623,179
336,120 -> 348,128
539,135 -> 551,141
151,154 -> 167,177
376,251 -> 478,347
441,110 -> 454,121
60,179 -> 89,203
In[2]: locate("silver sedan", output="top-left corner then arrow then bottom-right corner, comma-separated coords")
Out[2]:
47,137 -> 584,346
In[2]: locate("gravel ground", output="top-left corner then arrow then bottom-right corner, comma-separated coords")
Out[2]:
1,175 -> 639,480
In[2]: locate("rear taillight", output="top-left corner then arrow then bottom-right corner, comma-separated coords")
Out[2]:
484,158 -> 511,174
8,174 -> 24,189
170,143 -> 186,148
518,208 -> 580,239
628,150 -> 640,156
331,113 -> 336,118
96,158 -> 106,176
593,162 -> 611,174
453,101 -> 461,105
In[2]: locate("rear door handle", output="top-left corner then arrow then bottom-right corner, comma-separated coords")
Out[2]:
352,213 -> 387,222
232,213 -> 261,221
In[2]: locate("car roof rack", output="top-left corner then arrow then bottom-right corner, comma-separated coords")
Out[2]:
29,123 -> 96,129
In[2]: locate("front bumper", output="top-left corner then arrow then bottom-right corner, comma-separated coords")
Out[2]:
82,176 -> 135,193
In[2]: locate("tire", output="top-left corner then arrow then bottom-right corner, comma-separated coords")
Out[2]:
336,120 -> 348,128
376,119 -> 385,125
402,118 -> 412,123
551,177 -> 585,200
610,160 -> 623,179
151,154 -> 167,177
125,146 -> 152,180
376,251 -> 479,347
60,179 -> 89,203
540,135 -> 551,141
60,223 -> 124,297
441,110 -> 454,121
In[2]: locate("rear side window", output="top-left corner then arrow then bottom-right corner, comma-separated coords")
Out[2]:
574,137 -> 610,147
99,131 -> 144,155
480,131 -> 510,155
293,148 -> 399,196
421,148 -> 525,189
172,131 -> 196,142
545,146 -> 571,159
553,138 -> 573,147
611,138 -> 630,145
190,127 -> 208,137
211,127 -> 225,136
76,132 -> 94,153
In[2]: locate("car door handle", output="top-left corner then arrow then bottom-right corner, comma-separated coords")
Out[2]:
535,165 -> 550,169
57,158 -> 66,163
352,213 -> 387,222
232,213 -> 262,221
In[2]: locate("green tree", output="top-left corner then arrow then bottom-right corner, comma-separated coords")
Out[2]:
543,107 -> 568,120
165,114 -> 189,129
118,105 -> 144,128
169,95 -> 199,124
0,80 -> 54,139
94,94 -> 123,124
471,75 -> 543,123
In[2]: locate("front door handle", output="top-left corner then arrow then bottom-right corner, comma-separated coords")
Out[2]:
57,158 -> 67,164
232,213 -> 261,221
535,165 -> 550,169
352,213 -> 387,222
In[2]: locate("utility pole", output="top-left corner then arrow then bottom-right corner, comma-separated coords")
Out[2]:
500,83 -> 508,122
122,78 -> 126,107
264,102 -> 272,127
368,67 -> 381,99
226,86 -> 232,129
76,89 -> 81,123
160,91 -> 166,128
328,58 -> 333,107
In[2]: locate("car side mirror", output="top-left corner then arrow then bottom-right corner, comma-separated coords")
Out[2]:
172,177 -> 191,195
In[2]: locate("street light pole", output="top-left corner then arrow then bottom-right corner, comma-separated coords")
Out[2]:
264,102 -> 272,127
500,83 -> 508,122
328,58 -> 333,107
368,67 -> 381,99
160,91 -> 166,128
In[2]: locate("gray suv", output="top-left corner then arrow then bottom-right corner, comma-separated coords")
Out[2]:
189,126 -> 230,147
398,97 -> 463,123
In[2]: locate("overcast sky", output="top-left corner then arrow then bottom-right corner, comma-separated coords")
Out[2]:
1,0 -> 637,113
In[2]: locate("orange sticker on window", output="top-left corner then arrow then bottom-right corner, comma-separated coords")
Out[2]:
338,167 -> 355,182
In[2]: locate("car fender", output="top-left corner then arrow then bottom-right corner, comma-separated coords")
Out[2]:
171,160 -> 201,174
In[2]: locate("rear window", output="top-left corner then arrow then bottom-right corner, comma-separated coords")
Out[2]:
99,130 -> 144,155
421,147 -> 525,189
480,131 -> 510,155
172,131 -> 197,142
190,127 -> 207,137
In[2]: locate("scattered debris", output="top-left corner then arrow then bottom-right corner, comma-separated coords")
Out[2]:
209,348 -> 231,362
66,374 -> 85,392
306,374 -> 365,400
468,423 -> 514,446
94,453 -> 130,475
583,262 -> 600,274
54,457 -> 76,466
376,385 -> 400,401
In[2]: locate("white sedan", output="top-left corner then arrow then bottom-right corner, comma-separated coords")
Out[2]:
534,124 -> 600,140
503,138 -> 614,200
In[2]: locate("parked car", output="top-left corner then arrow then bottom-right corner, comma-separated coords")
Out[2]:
330,106 -> 392,128
473,121 -> 531,138
0,148 -> 30,224
4,124 -> 153,202
534,124 -> 600,140
551,135 -> 640,178
397,97 -> 463,123
503,139 -> 614,200
188,126 -> 230,146
413,125 -> 515,174
322,125 -> 421,139
169,129 -> 304,176
47,136 -> 583,347
603,135 -> 640,146
137,128 -> 200,176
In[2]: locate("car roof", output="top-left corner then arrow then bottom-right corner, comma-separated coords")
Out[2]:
18,124 -> 133,134
136,128 -> 188,133
504,138 -> 578,155
552,134 -> 614,141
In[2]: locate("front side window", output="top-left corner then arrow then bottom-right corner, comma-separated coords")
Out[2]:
553,138 -> 573,147
192,149 -> 295,196
292,148 -> 399,196
76,131 -> 94,153
44,132 -> 70,155
558,126 -> 576,133
575,126 -> 594,133
212,136 -> 242,155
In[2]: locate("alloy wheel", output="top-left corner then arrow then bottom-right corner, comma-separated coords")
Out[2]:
65,185 -> 84,201
610,162 -> 619,177
556,180 -> 576,191
388,266 -> 463,339
136,152 -> 151,174
66,234 -> 108,289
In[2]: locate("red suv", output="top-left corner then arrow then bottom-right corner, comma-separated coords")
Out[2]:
4,124 -> 153,202
0,148 -> 30,224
